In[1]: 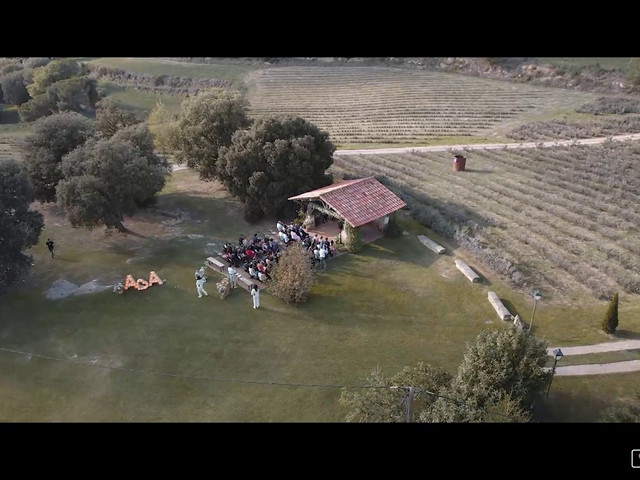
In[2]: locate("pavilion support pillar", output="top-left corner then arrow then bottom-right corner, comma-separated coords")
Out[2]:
303,213 -> 315,229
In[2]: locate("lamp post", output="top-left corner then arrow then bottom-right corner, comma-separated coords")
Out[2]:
546,348 -> 563,398
528,290 -> 542,334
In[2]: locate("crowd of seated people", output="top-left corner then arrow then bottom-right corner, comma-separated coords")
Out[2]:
221,233 -> 282,284
219,220 -> 340,281
276,220 -> 311,245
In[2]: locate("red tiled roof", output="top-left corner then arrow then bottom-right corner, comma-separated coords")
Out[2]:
288,177 -> 406,228
288,178 -> 367,200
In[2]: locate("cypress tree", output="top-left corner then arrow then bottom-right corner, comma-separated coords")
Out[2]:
602,292 -> 619,334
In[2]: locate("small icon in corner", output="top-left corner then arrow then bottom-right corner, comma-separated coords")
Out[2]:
632,449 -> 640,468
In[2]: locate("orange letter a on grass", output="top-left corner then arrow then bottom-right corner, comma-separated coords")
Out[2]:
124,275 -> 138,291
148,271 -> 163,286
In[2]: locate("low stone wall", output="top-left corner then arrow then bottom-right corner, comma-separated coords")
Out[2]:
455,259 -> 480,283
417,234 -> 445,254
487,291 -> 512,321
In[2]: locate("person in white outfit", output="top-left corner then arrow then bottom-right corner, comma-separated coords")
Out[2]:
248,264 -> 258,279
250,284 -> 260,309
228,266 -> 238,288
195,266 -> 205,280
196,275 -> 208,298
318,245 -> 327,269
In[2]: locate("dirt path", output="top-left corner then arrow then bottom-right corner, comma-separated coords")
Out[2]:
334,133 -> 640,156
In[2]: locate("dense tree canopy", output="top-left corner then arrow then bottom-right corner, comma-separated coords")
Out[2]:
0,159 -> 44,291
23,58 -> 51,69
339,327 -> 547,423
423,327 -> 549,422
339,363 -> 452,422
57,125 -> 169,231
26,59 -> 83,97
23,112 -> 94,202
171,88 -> 251,179
18,59 -> 96,121
47,76 -> 98,113
0,71 -> 30,105
94,97 -> 140,138
217,115 -> 335,221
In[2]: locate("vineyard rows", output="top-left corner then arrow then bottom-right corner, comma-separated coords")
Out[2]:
332,142 -> 640,299
248,66 -> 590,146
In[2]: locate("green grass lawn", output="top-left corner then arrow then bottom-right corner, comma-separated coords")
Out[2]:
98,81 -> 184,117
540,372 -> 640,422
555,350 -> 640,366
1,167 -> 639,421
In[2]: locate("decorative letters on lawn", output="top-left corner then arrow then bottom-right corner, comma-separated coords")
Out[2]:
124,271 -> 164,291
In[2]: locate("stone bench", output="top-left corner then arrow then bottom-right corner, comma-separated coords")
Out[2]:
238,275 -> 255,291
487,291 -> 512,321
417,235 -> 446,254
455,259 -> 480,283
206,257 -> 226,273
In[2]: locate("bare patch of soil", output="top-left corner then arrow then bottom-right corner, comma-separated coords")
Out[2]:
46,279 -> 112,300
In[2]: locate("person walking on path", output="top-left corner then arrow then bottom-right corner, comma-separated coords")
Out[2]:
196,275 -> 208,298
250,284 -> 260,309
228,266 -> 238,289
46,238 -> 55,259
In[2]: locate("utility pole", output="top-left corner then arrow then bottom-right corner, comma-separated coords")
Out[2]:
391,385 -> 416,422
406,386 -> 415,423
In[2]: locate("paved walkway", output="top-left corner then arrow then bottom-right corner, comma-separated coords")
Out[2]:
555,361 -> 640,376
546,339 -> 640,376
548,339 -> 640,356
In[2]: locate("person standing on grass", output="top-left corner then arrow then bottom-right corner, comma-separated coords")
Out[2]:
228,265 -> 238,289
195,266 -> 205,280
196,274 -> 208,298
318,243 -> 327,269
250,284 -> 260,309
45,238 -> 55,259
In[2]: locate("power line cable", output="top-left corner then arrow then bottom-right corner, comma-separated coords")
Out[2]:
0,346 -> 384,389
0,345 -> 526,421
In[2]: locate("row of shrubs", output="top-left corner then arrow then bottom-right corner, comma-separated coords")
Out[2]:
88,65 -> 231,96
372,175 -> 527,288
576,96 -> 640,115
506,117 -> 640,141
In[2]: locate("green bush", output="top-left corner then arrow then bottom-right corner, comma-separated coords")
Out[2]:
576,96 -> 640,115
270,243 -> 316,304
343,222 -> 364,253
626,58 -> 640,91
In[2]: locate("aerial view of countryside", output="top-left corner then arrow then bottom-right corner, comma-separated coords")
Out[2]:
2,56 -> 640,424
